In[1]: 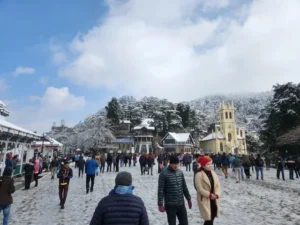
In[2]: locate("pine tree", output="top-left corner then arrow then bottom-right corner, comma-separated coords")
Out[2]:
105,97 -> 123,126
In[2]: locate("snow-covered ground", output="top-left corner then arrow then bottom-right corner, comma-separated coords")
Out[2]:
6,164 -> 300,225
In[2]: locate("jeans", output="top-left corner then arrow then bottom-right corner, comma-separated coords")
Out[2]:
147,165 -> 153,175
240,166 -> 245,180
34,173 -> 39,186
59,185 -> 69,204
165,205 -> 188,225
140,165 -> 145,175
78,168 -> 84,177
244,168 -> 250,178
289,168 -> 294,179
86,174 -> 95,191
0,204 -> 11,225
255,167 -> 263,179
100,164 -> 105,173
185,163 -> 191,172
277,168 -> 285,180
120,160 -> 123,167
25,174 -> 32,189
107,163 -> 112,172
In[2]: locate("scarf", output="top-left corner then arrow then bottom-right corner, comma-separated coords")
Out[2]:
109,185 -> 134,195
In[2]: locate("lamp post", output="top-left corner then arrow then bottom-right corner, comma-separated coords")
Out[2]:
41,133 -> 45,155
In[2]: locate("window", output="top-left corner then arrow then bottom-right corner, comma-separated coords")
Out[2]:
135,145 -> 140,153
228,133 -> 232,142
229,112 -> 232,119
240,130 -> 243,137
225,112 -> 228,119
220,142 -> 223,152
236,128 -> 239,135
141,145 -> 147,154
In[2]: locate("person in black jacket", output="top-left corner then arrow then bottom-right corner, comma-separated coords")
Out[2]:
106,154 -> 113,172
57,160 -> 73,209
90,171 -> 149,225
157,155 -> 192,225
139,153 -> 146,175
147,153 -> 154,176
276,157 -> 285,180
23,159 -> 34,189
50,157 -> 59,179
0,167 -> 15,225
78,156 -> 85,178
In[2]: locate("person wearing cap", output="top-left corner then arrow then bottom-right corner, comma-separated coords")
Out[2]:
90,171 -> 149,225
5,153 -> 13,171
0,167 -> 15,225
195,156 -> 220,225
57,160 -> 73,209
157,155 -> 192,225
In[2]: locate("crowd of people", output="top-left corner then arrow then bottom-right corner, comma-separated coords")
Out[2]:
0,150 -> 299,225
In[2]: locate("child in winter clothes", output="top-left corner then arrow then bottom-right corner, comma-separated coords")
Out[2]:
195,156 -> 220,225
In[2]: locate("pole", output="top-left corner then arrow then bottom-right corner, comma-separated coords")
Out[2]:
1,140 -> 8,176
41,133 -> 44,154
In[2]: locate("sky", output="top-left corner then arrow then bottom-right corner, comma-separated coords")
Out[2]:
1,0 -> 300,133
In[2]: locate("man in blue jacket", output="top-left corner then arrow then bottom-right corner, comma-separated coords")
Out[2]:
85,155 -> 99,194
90,171 -> 149,225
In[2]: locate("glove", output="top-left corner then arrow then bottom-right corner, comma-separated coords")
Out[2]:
158,205 -> 165,213
187,200 -> 192,209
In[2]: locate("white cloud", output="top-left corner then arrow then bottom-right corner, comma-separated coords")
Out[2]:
40,87 -> 86,113
53,52 -> 67,65
0,78 -> 7,92
5,87 -> 86,133
57,0 -> 300,101
39,76 -> 49,85
13,66 -> 35,76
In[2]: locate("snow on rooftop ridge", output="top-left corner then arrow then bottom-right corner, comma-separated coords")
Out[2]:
168,132 -> 192,142
120,120 -> 131,124
0,100 -> 6,107
202,132 -> 224,141
141,118 -> 154,126
0,119 -> 40,136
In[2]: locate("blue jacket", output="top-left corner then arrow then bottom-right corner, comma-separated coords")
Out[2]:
90,192 -> 149,225
5,158 -> 13,170
221,154 -> 230,166
85,159 -> 99,175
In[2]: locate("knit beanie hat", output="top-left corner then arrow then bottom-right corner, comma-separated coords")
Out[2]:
115,171 -> 132,186
199,156 -> 212,167
169,155 -> 179,164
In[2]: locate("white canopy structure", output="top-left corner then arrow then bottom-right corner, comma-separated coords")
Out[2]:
0,118 -> 41,176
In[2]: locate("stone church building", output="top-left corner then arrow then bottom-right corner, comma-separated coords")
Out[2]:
199,102 -> 247,154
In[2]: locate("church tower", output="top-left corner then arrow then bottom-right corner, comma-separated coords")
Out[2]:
219,102 -> 237,150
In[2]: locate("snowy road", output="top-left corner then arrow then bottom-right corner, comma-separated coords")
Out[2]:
7,164 -> 300,225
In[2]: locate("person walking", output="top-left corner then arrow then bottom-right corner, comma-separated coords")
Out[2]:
74,154 -> 80,168
220,153 -> 229,178
100,154 -> 106,173
133,153 -> 137,167
57,160 -> 73,209
106,154 -> 112,172
115,154 -> 120,172
90,171 -> 149,225
23,159 -> 34,189
276,157 -> 285,180
158,155 -> 192,225
255,154 -> 264,180
147,153 -> 154,176
0,168 -> 15,225
195,156 -> 220,225
139,153 -> 147,175
50,157 -> 59,179
128,153 -> 132,167
185,153 -> 192,172
286,158 -> 295,180
78,156 -> 85,178
86,155 -> 99,194
242,155 -> 251,179
33,157 -> 40,187
233,156 -> 241,183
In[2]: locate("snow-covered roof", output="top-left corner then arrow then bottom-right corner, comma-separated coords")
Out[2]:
0,118 -> 40,137
167,132 -> 193,142
33,137 -> 63,146
120,120 -> 131,124
201,132 -> 225,141
0,100 -> 6,107
133,118 -> 155,130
